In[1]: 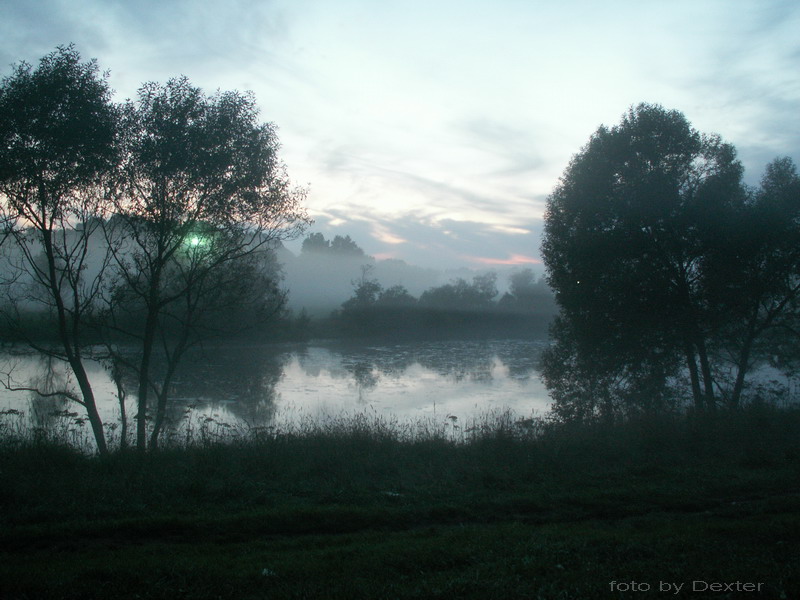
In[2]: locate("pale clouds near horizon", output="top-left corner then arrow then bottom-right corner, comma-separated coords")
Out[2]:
1,0 -> 798,269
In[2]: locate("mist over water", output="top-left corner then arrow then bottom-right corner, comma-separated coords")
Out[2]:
277,242 -> 547,317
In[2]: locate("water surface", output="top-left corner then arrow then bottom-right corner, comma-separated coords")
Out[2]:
0,339 -> 550,438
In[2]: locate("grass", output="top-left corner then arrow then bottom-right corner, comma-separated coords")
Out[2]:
1,406 -> 799,599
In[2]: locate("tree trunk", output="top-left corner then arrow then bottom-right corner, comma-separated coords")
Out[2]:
730,339 -> 754,408
149,367 -> 177,450
136,307 -> 159,451
112,362 -> 128,450
149,389 -> 165,450
149,323 -> 192,449
69,356 -> 108,455
684,340 -> 703,410
695,334 -> 716,412
730,307 -> 761,408
42,228 -> 108,454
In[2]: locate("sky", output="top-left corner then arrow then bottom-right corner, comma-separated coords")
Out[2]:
1,0 -> 798,270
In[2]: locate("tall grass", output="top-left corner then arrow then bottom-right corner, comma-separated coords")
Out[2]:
2,405 -> 799,599
2,404 -> 798,525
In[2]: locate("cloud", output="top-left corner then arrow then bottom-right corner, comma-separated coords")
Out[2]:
467,254 -> 542,266
452,117 -> 546,178
305,137 -> 550,228
0,2 -> 90,68
489,225 -> 532,236
639,1 -> 800,181
2,0 -> 797,273
0,0 -> 298,102
291,210 -> 545,272
371,224 -> 408,245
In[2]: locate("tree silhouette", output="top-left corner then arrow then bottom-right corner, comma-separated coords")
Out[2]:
104,76 -> 308,450
301,232 -> 330,254
541,103 -> 750,417
498,269 -> 555,314
419,273 -> 498,311
377,284 -> 417,307
301,233 -> 366,257
701,156 -> 800,405
0,45 -> 118,453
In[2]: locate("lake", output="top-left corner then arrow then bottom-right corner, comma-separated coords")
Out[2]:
0,339 -> 551,442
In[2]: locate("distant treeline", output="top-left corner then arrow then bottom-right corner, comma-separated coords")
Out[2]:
1,231 -> 555,343
293,238 -> 557,339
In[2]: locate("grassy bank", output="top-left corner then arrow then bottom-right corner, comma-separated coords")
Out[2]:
1,407 -> 799,599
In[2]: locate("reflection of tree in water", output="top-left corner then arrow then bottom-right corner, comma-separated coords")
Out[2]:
414,341 -> 496,382
115,345 -> 289,429
493,340 -> 547,381
306,340 -> 542,387
25,355 -> 79,431
219,350 -> 285,425
345,359 -> 380,403
294,346 -> 385,403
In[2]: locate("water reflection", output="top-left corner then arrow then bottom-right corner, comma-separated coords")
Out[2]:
0,339 -> 551,436
284,339 -> 549,421
118,344 -> 289,428
301,340 -> 540,385
0,352 -> 98,442
26,355 -> 73,431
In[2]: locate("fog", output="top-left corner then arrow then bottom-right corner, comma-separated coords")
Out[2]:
278,245 -> 432,316
277,240 -> 547,317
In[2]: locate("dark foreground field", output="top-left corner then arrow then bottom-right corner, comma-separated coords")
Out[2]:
1,408 -> 799,599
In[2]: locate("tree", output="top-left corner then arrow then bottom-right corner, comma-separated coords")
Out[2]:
498,268 -> 556,314
0,46 -> 118,453
301,232 -> 330,254
541,103 -> 750,418
330,234 -> 365,257
336,266 -> 421,337
342,264 -> 382,309
377,284 -> 417,307
701,156 -> 800,405
105,230 -> 287,445
301,232 -> 366,257
540,314 -> 683,422
509,269 -> 537,299
418,273 -> 498,311
104,76 -> 308,450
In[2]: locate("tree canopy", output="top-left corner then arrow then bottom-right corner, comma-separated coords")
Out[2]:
0,45 -> 119,453
0,47 -> 308,452
301,233 -> 366,257
541,103 -> 800,421
418,273 -> 498,311
104,76 -> 308,449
